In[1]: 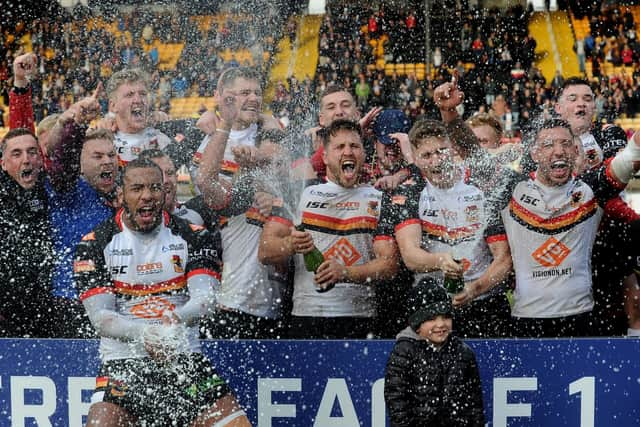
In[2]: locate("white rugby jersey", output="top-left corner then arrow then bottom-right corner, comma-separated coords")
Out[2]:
501,177 -> 602,318
189,123 -> 285,318
75,210 -> 222,361
271,180 -> 393,318
190,123 -> 259,184
390,177 -> 501,293
113,128 -> 171,165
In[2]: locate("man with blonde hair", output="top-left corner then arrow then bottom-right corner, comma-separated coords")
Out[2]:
106,68 -> 171,165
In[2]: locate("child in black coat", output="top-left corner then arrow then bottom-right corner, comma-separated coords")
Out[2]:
384,279 -> 485,427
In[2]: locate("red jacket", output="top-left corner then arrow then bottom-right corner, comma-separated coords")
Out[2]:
9,85 -> 35,133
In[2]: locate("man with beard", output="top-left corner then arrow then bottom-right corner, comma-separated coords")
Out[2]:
485,118 -> 640,337
75,158 -> 251,427
555,77 -> 633,335
0,128 -> 55,337
381,119 -> 513,338
106,68 -> 171,165
258,119 -> 399,339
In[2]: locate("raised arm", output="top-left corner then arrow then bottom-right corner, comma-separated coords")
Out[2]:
9,53 -> 37,132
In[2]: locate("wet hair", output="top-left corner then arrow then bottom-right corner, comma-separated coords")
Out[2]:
319,84 -> 353,108
531,118 -> 574,147
119,157 -> 163,187
320,119 -> 362,148
106,68 -> 150,101
466,112 -> 503,138
407,119 -> 449,149
217,67 -> 263,92
84,128 -> 114,144
561,76 -> 592,91
0,127 -> 38,156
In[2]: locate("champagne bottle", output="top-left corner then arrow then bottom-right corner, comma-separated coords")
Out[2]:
295,224 -> 324,273
443,258 -> 465,294
295,224 -> 333,293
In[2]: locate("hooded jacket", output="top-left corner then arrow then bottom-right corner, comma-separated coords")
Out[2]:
384,327 -> 485,427
0,170 -> 54,336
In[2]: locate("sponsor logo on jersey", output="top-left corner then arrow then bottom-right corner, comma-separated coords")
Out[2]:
110,265 -> 128,275
309,190 -> 337,198
110,248 -> 133,256
336,201 -> 360,211
171,255 -> 184,273
306,200 -> 330,209
519,193 -> 540,206
324,238 -> 362,266
161,243 -> 185,253
440,208 -> 458,221
193,248 -> 218,258
532,267 -> 572,279
422,209 -> 438,217
137,262 -> 163,275
73,260 -> 95,272
130,296 -> 176,319
461,194 -> 482,202
532,237 -> 571,267
367,201 -> 379,216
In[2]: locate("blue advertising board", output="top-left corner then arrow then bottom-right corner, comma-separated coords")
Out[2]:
0,338 -> 638,426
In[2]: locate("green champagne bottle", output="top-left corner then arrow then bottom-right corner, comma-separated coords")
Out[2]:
443,258 -> 465,294
295,224 -> 333,293
295,224 -> 325,273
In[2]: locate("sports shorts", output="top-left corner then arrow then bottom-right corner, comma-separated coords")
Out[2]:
91,352 -> 232,425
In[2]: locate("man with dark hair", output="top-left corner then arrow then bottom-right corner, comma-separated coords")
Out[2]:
554,77 -> 627,170
555,76 -> 634,335
0,128 -> 55,337
76,158 -> 251,427
486,118 -> 640,337
259,119 -> 399,339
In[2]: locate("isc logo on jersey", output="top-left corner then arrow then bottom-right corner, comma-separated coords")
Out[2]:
306,201 -> 329,209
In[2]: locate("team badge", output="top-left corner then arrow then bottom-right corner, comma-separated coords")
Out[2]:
367,201 -> 379,216
172,255 -> 184,273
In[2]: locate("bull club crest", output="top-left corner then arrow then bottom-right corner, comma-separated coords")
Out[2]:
367,201 -> 379,216
570,191 -> 583,208
171,255 -> 184,273
465,205 -> 479,223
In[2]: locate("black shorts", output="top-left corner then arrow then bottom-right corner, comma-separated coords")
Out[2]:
92,353 -> 232,425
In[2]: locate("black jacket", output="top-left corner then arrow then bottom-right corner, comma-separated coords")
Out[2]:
0,171 -> 54,337
384,327 -> 485,427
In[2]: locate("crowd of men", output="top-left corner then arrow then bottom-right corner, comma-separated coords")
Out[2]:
3,6 -> 640,424
3,46 -> 640,341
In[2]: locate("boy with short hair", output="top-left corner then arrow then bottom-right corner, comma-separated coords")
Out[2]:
384,278 -> 485,427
